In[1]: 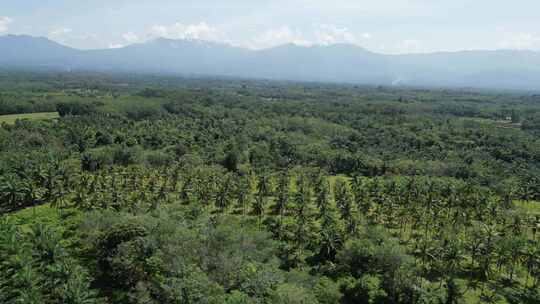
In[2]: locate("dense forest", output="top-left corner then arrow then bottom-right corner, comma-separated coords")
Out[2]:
1,71 -> 540,303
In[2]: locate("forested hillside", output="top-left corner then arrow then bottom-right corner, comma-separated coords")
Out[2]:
1,72 -> 540,303
2,35 -> 540,90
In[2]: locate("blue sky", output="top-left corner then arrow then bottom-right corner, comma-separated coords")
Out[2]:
1,0 -> 540,53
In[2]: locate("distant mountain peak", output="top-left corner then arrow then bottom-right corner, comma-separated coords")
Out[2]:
146,37 -> 233,49
1,35 -> 540,90
264,42 -> 373,53
1,34 -> 54,43
0,34 -> 71,48
0,34 -> 75,52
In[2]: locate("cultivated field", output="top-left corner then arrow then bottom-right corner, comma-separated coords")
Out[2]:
0,112 -> 59,124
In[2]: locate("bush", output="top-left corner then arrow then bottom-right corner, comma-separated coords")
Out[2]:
56,101 -> 98,117
314,277 -> 342,304
124,104 -> 163,120
143,150 -> 174,167
81,148 -> 114,171
112,145 -> 142,166
269,283 -> 319,304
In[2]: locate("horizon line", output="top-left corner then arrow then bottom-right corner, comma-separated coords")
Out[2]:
2,33 -> 540,56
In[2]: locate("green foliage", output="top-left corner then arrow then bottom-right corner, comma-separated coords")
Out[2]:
339,275 -> 388,304
0,219 -> 102,304
269,283 -> 319,304
56,101 -> 98,117
2,73 -> 540,303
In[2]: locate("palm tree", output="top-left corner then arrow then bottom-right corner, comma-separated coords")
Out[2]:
0,174 -> 34,212
314,176 -> 330,216
478,223 -> 498,281
523,240 -> 540,287
179,176 -> 193,204
234,175 -> 251,217
72,190 -> 89,211
169,166 -> 181,192
444,276 -> 463,304
334,179 -> 356,236
293,176 -> 310,243
49,185 -> 69,210
215,174 -> 232,213
272,170 -> 290,216
12,263 -> 44,303
257,174 -> 271,197
252,192 -> 266,229
318,227 -> 342,262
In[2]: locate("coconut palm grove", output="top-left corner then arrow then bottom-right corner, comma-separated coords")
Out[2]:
1,72 -> 540,303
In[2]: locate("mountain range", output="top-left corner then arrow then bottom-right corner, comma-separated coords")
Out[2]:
1,34 -> 540,90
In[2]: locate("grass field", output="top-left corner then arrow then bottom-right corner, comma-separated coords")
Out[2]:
515,200 -> 540,215
0,112 -> 59,124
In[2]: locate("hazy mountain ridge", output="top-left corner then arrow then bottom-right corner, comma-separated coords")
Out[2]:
1,35 -> 540,90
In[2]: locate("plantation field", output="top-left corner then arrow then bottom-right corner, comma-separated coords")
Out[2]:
0,112 -> 59,124
2,73 -> 540,303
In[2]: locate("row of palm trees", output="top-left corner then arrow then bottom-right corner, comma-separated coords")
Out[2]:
3,160 -> 540,298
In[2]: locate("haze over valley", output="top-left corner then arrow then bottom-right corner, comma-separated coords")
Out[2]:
2,34 -> 540,90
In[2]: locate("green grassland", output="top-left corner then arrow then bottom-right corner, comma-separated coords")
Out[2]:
0,112 -> 59,124
516,200 -> 540,215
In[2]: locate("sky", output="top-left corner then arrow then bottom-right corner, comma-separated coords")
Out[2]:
1,0 -> 540,54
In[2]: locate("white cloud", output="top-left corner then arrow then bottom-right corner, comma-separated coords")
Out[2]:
361,32 -> 372,39
499,32 -> 540,50
75,33 -> 99,40
48,27 -> 73,38
122,32 -> 140,43
109,43 -> 124,49
249,26 -> 310,49
115,22 -> 373,51
46,28 -> 104,49
375,39 -> 427,54
314,24 -> 358,45
149,22 -> 224,41
0,16 -> 13,33
113,22 -> 229,49
246,24 -> 371,49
